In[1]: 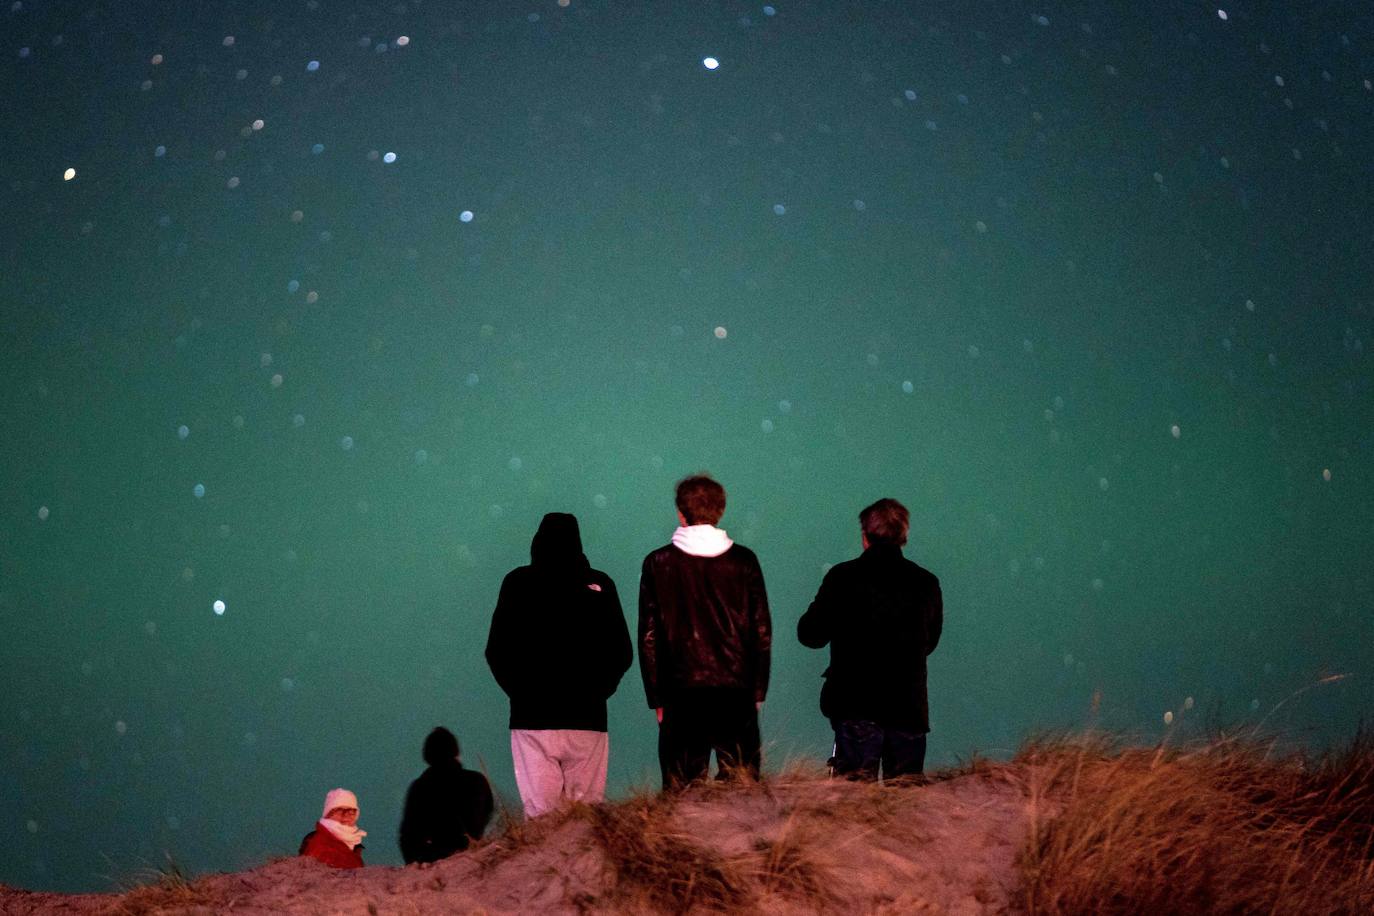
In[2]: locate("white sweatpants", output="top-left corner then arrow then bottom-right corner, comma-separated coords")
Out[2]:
510,729 -> 610,818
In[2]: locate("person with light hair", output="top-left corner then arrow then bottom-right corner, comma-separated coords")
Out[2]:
299,787 -> 367,869
798,498 -> 943,780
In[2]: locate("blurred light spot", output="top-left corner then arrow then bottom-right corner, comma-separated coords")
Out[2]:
904,89 -> 916,101
178,425 -> 189,440
853,199 -> 866,211
26,820 -> 38,834
763,4 -> 775,14
1163,710 -> 1174,725
761,419 -> 774,433
975,220 -> 988,233
115,720 -> 128,735
559,0 -> 571,6
1274,75 -> 1284,87
593,493 -> 608,509
1098,477 -> 1109,491
1184,696 -> 1195,710
1245,298 -> 1256,312
251,119 -> 264,131
261,352 -> 273,367
287,279 -> 300,293
151,53 -> 163,65
1091,578 -> 1104,591
415,449 -> 429,465
340,436 -> 354,450
37,506 -> 49,521
232,415 -> 245,429
772,203 -> 786,215
902,380 -> 914,394
270,373 -> 283,387
305,290 -> 318,304
395,35 -> 410,47
466,372 -> 479,386
1170,424 -> 1181,439
292,414 -> 305,428
778,399 -> 792,413
714,326 -> 728,339
1250,698 -> 1260,711
235,69 -> 247,80
507,456 -> 522,471
1217,9 -> 1228,20
1323,468 -> 1332,482
459,209 -> 474,222
383,151 -> 397,163
702,57 -> 719,70
222,35 -> 235,47
193,483 -> 205,498
306,60 -> 319,72
924,119 -> 937,131
1034,14 -> 1049,26
227,176 -> 240,189
311,143 -> 325,155
281,677 -> 294,691
63,167 -> 75,181
154,145 -> 166,157
368,150 -> 380,161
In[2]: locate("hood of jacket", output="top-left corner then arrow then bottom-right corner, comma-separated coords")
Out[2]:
531,512 -> 590,569
671,524 -> 735,557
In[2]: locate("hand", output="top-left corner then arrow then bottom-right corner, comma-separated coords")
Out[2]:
656,707 -> 664,724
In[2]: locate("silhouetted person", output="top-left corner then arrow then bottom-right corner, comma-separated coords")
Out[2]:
486,513 -> 632,817
639,475 -> 772,788
798,498 -> 943,780
300,788 -> 366,869
398,727 -> 494,863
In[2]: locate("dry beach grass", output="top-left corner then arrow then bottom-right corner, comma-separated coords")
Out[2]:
3,731 -> 1372,914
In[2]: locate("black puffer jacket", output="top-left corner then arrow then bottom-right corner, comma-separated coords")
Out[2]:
797,543 -> 943,732
486,513 -> 633,731
638,542 -> 772,708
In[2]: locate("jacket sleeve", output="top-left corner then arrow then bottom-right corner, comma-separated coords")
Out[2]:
601,578 -> 633,699
750,555 -> 772,704
797,569 -> 837,649
637,555 -> 661,709
485,572 -> 519,697
467,773 -> 494,842
925,575 -> 944,656
397,782 -> 423,864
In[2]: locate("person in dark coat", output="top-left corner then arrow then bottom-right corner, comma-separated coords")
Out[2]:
485,513 -> 633,817
797,498 -> 943,780
639,475 -> 772,789
398,727 -> 494,864
299,788 -> 366,869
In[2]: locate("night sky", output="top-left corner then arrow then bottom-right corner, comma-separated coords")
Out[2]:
3,0 -> 1372,893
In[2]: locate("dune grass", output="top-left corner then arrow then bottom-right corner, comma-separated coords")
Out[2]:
1015,730 -> 1374,915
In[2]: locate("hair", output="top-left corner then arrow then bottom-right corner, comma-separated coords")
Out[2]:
675,474 -> 727,526
422,726 -> 460,766
860,498 -> 909,546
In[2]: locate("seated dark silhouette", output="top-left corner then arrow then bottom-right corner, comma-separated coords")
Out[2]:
399,727 -> 494,864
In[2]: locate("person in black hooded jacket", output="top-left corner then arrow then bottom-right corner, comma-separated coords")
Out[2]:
485,512 -> 633,817
398,727 -> 493,864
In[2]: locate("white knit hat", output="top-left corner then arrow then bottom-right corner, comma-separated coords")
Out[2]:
322,788 -> 359,819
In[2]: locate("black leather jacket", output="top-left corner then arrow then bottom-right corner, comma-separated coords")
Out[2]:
637,543 -> 772,708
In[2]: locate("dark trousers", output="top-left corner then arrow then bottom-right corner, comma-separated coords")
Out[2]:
831,719 -> 926,780
658,688 -> 761,789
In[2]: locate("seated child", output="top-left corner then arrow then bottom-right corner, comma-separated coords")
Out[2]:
299,787 -> 366,869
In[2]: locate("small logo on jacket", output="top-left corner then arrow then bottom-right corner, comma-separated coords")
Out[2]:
587,583 -> 602,592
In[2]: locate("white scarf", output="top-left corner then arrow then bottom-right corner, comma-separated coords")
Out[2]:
319,817 -> 367,850
671,524 -> 734,557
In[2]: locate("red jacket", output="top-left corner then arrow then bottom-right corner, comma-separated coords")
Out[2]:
300,823 -> 364,869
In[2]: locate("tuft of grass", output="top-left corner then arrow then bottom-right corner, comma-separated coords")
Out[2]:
583,791 -> 753,913
107,854 -> 223,915
1015,731 -> 1374,915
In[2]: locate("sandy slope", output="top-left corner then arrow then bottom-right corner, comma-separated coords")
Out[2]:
1,768 -> 1040,915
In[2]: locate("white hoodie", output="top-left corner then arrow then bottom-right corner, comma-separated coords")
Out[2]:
671,524 -> 734,558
